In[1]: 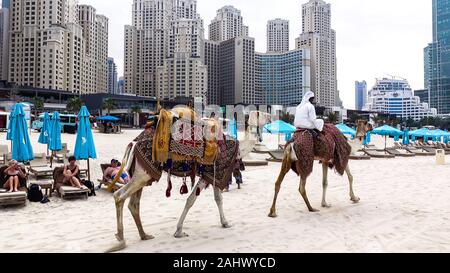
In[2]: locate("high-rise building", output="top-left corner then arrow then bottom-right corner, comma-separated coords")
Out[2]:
78,5 -> 108,94
107,57 -> 118,94
424,0 -> 450,114
0,4 -> 9,80
256,49 -> 311,106
118,76 -> 125,94
267,19 -> 289,53
124,0 -> 207,101
209,6 -> 249,42
204,40 -> 220,105
219,37 -> 258,105
415,89 -> 430,105
363,78 -> 437,121
8,0 -> 84,93
296,0 -> 337,108
355,81 -> 367,111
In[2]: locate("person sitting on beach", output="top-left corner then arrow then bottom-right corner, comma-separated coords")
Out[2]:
63,156 -> 83,189
294,91 -> 324,136
3,160 -> 27,192
104,159 -> 130,184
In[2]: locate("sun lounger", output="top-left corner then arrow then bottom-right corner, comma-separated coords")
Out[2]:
59,186 -> 89,200
350,153 -> 371,160
28,153 -> 54,179
54,143 -> 70,162
266,151 -> 285,163
252,144 -> 272,154
363,149 -> 395,159
97,164 -> 124,192
0,191 -> 27,207
385,148 -> 415,157
0,145 -> 8,165
241,160 -> 269,166
404,147 -> 434,156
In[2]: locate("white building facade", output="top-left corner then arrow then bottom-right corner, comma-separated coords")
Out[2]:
209,5 -> 248,42
0,1 -> 10,81
363,78 -> 437,121
267,19 -> 289,53
296,0 -> 337,108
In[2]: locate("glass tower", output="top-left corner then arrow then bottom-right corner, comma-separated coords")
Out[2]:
425,0 -> 450,114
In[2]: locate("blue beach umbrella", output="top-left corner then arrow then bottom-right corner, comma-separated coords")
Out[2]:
48,112 -> 62,152
371,125 -> 403,150
74,106 -> 97,181
227,119 -> 238,139
402,130 -> 410,145
336,123 -> 356,139
10,104 -> 34,162
38,112 -> 51,145
264,120 -> 296,147
6,111 -> 15,141
96,115 -> 120,122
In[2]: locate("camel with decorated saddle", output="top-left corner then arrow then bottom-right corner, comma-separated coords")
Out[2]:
268,120 -> 372,217
107,107 -> 245,252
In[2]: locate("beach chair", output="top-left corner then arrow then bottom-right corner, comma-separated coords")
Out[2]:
403,146 -> 434,156
252,144 -> 272,154
28,153 -> 54,179
241,159 -> 269,166
54,143 -> 70,162
62,156 -> 88,178
0,166 -> 28,207
266,151 -> 285,163
97,164 -> 125,192
362,149 -> 395,159
52,167 -> 90,200
385,148 -> 416,157
0,145 -> 8,165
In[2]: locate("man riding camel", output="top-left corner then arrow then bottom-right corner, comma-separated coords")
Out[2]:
294,91 -> 324,137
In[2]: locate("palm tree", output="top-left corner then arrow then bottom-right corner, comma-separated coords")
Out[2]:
280,112 -> 294,124
66,97 -> 83,113
348,113 -> 362,125
30,96 -> 44,120
130,105 -> 142,127
326,112 -> 339,124
102,98 -> 117,115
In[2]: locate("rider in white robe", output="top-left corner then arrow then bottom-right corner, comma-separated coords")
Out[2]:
294,91 -> 324,132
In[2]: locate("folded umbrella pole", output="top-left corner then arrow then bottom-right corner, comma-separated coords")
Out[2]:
74,106 -> 97,182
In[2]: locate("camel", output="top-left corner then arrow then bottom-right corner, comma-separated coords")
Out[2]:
107,109 -> 241,252
268,121 -> 371,217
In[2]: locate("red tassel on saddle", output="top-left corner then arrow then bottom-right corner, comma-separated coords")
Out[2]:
166,178 -> 173,198
180,181 -> 189,195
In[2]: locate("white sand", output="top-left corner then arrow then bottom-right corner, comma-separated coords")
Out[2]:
1,130 -> 450,253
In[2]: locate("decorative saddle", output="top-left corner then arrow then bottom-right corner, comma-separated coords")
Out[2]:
152,108 -> 219,165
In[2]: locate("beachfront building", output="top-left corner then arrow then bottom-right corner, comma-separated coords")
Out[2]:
296,0 -> 338,108
107,58 -> 118,94
204,40 -> 220,105
355,81 -> 367,111
256,49 -> 311,106
118,77 -> 125,94
0,0 -> 10,81
209,6 -> 249,42
267,19 -> 289,53
363,78 -> 437,121
8,0 -> 84,93
78,5 -> 109,94
424,0 -> 450,114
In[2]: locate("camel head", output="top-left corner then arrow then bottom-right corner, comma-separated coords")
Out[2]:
355,120 -> 372,142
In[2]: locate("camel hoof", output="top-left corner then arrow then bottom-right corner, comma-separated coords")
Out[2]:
222,223 -> 232,229
321,203 -> 332,208
105,240 -> 126,253
141,234 -> 155,241
174,231 -> 189,238
268,211 -> 278,218
309,208 -> 320,213
351,197 -> 361,203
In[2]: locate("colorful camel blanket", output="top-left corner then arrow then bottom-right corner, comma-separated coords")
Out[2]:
288,123 -> 351,179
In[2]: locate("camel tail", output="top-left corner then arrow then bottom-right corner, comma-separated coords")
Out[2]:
107,143 -> 134,192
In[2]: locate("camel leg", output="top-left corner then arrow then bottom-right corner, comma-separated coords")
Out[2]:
106,165 -> 150,253
174,180 -> 207,238
128,188 -> 154,241
346,166 -> 360,203
299,178 -> 319,212
321,163 -> 331,208
214,186 -> 231,228
268,156 -> 291,218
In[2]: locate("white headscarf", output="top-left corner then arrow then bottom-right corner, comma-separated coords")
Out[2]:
300,91 -> 315,107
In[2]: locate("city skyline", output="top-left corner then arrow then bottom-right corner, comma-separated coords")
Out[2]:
0,0 -> 431,109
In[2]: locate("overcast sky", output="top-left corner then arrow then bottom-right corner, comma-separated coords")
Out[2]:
3,0 -> 432,108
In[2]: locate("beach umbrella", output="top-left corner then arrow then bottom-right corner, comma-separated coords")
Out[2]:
336,123 -> 356,139
10,104 -> 34,162
38,112 -> 51,145
371,125 -> 403,150
6,110 -> 15,141
48,111 -> 62,152
74,106 -> 97,181
96,115 -> 120,122
264,120 -> 296,147
227,119 -> 238,139
402,130 -> 410,145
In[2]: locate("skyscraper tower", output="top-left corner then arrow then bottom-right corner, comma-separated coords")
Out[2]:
267,19 -> 289,53
424,0 -> 450,114
296,0 -> 337,108
209,6 -> 249,42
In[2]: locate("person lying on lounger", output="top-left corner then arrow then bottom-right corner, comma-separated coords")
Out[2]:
3,160 -> 27,192
63,156 -> 83,189
104,159 -> 130,185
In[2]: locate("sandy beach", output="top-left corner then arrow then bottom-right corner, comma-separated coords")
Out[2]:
1,129 -> 450,253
